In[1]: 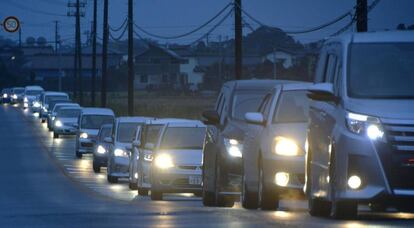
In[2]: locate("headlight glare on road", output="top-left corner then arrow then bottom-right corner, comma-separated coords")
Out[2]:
114,148 -> 128,157
97,145 -> 106,154
55,120 -> 63,127
275,172 -> 289,187
274,137 -> 299,156
80,132 -> 88,139
348,175 -> 362,189
224,138 -> 243,158
346,112 -> 384,141
154,154 -> 174,169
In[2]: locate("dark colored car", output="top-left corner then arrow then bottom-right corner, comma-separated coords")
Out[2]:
92,124 -> 113,173
201,80 -> 292,207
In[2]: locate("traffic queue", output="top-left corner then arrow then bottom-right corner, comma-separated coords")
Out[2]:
1,31 -> 413,220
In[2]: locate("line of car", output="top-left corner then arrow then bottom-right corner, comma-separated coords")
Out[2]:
2,31 -> 413,220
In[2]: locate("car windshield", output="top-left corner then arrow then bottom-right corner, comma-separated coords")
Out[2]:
45,95 -> 68,105
160,127 -> 206,150
348,43 -> 414,99
13,88 -> 24,94
143,125 -> 163,148
57,109 -> 80,118
99,127 -> 112,141
26,90 -> 42,96
231,91 -> 268,120
273,90 -> 309,123
54,104 -> 78,113
81,115 -> 114,129
117,122 -> 141,143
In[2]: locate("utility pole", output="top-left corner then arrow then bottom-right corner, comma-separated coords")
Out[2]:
68,0 -> 86,102
101,0 -> 109,107
91,0 -> 97,106
54,21 -> 59,53
356,0 -> 368,32
18,27 -> 22,47
234,0 -> 243,80
54,20 -> 62,91
272,48 -> 277,79
127,0 -> 135,116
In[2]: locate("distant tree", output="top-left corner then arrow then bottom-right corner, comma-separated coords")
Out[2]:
397,23 -> 406,30
36,37 -> 47,46
407,24 -> 414,30
26,37 -> 36,46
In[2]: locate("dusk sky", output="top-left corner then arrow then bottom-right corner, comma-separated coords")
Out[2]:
1,0 -> 413,46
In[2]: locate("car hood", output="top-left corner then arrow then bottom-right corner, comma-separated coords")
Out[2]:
157,149 -> 202,165
269,122 -> 308,153
346,98 -> 414,120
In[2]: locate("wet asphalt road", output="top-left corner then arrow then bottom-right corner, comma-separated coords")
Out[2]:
1,104 -> 414,227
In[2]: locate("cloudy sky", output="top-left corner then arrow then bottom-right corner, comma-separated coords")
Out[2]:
1,0 -> 413,46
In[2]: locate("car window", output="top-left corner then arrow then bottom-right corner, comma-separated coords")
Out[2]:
57,109 -> 80,118
231,90 -> 268,121
273,90 -> 309,123
26,90 -> 42,96
117,123 -> 142,143
13,88 -> 24,94
99,127 -> 112,141
143,125 -> 163,148
160,127 -> 206,150
45,95 -> 68,105
81,115 -> 114,129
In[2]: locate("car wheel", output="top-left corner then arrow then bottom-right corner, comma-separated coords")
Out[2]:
53,132 -> 59,139
75,151 -> 82,159
214,161 -> 234,207
129,182 -> 138,190
93,161 -> 100,173
151,190 -> 163,201
138,188 -> 149,196
107,175 -> 118,183
258,160 -> 278,210
307,148 -> 331,217
202,163 -> 216,206
241,169 -> 258,209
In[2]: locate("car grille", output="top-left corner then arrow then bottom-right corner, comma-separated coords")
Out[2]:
380,118 -> 414,190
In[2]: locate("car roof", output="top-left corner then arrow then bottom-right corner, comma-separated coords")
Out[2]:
116,116 -> 155,123
60,106 -> 82,111
55,103 -> 79,107
166,120 -> 205,128
146,118 -> 194,125
81,107 -> 115,116
281,82 -> 313,91
25,86 -> 44,91
43,91 -> 69,96
224,79 -> 299,91
328,31 -> 414,45
12,87 -> 25,90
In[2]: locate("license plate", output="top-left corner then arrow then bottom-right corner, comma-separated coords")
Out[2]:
188,176 -> 202,185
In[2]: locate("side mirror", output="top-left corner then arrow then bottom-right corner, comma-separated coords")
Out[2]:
104,137 -> 113,143
307,83 -> 339,103
145,143 -> 155,150
202,110 -> 220,125
244,112 -> 265,125
133,140 -> 141,147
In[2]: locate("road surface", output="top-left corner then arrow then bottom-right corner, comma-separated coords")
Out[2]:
1,104 -> 414,227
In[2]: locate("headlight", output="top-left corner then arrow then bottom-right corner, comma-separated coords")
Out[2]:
346,112 -> 384,141
33,101 -> 40,107
43,107 -> 48,112
24,97 -> 28,102
144,153 -> 153,162
52,116 -> 56,121
154,154 -> 174,169
223,138 -> 243,158
12,94 -> 17,99
80,132 -> 88,139
2,94 -> 7,98
55,120 -> 63,127
97,145 -> 106,154
114,148 -> 128,157
274,137 -> 299,156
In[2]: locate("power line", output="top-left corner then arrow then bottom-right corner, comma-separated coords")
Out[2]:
134,3 -> 233,40
8,0 -> 67,17
109,25 -> 128,41
109,17 -> 128,32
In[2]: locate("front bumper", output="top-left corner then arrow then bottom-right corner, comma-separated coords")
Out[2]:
93,152 -> 108,166
54,126 -> 77,135
151,166 -> 202,193
109,156 -> 129,177
263,153 -> 305,192
76,138 -> 95,154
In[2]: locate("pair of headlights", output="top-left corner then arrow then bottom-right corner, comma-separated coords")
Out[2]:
224,137 -> 300,157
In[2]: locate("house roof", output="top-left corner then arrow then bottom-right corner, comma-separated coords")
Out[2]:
136,43 -> 186,61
